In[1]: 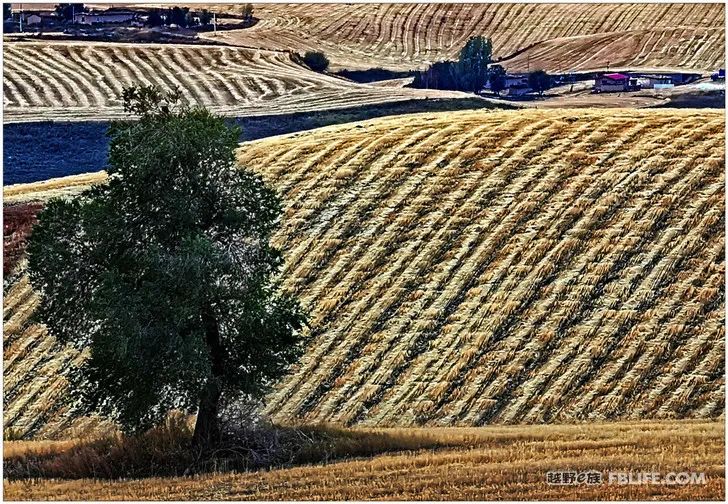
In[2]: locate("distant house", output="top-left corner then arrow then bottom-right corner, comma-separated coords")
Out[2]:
15,10 -> 56,27
594,73 -> 629,92
594,73 -> 640,93
640,74 -> 674,90
504,74 -> 532,97
73,10 -> 137,25
671,73 -> 701,85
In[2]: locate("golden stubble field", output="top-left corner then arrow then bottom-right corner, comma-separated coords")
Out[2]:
196,3 -> 725,72
2,41 -> 472,123
4,108 -> 724,440
4,420 -> 724,500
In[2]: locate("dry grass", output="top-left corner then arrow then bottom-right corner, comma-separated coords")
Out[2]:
2,42 -> 472,123
4,108 -> 724,439
198,3 -> 724,72
4,420 -> 724,500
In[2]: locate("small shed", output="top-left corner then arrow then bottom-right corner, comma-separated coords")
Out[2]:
25,13 -> 42,25
504,74 -> 532,96
73,10 -> 137,25
594,73 -> 630,93
640,74 -> 674,90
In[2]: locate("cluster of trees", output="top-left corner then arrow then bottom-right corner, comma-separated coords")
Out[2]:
54,3 -> 84,21
413,36 -> 493,92
412,36 -> 552,97
147,7 -> 209,28
147,4 -> 252,28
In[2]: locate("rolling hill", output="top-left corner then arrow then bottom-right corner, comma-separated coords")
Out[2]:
3,108 -> 724,438
2,42 -> 472,123
198,3 -> 725,72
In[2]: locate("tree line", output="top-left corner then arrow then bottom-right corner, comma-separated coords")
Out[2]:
412,36 -> 552,96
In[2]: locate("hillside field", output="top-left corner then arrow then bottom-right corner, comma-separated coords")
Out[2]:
4,108 -> 724,439
198,3 -> 725,72
2,42 -> 474,123
4,420 -> 724,500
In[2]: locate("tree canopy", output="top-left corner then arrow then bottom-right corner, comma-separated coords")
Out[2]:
411,36 -> 495,93
457,36 -> 493,92
303,51 -> 330,72
528,69 -> 551,96
27,86 -> 307,447
488,64 -> 507,96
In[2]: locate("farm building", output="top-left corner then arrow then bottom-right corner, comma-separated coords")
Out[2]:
594,73 -> 640,93
73,10 -> 137,25
670,72 -> 701,84
503,74 -> 532,96
16,11 -> 55,26
639,74 -> 674,89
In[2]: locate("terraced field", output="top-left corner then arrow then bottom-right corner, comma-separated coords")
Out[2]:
3,109 -> 724,438
2,42 -> 469,123
200,3 -> 725,71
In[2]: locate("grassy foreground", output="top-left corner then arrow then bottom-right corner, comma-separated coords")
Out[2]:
4,420 -> 724,500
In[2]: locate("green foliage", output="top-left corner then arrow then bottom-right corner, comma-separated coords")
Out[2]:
54,3 -> 84,21
146,9 -> 162,27
168,6 -> 190,27
241,3 -> 253,20
303,51 -> 330,72
528,69 -> 551,96
456,36 -> 493,92
412,61 -> 461,91
412,36 -> 494,93
199,9 -> 213,26
488,64 -> 507,95
27,85 -> 307,437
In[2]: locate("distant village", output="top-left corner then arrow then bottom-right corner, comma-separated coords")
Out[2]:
3,4 -> 253,32
489,69 -> 724,98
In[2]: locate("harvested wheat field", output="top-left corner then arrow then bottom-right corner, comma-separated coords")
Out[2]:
3,108 -> 724,439
4,420 -> 724,500
197,3 -> 724,72
2,42 -> 472,123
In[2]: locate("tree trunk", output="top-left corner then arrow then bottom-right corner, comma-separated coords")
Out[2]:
193,305 -> 224,449
193,377 -> 221,449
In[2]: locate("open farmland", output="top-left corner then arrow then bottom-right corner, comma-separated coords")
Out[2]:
4,421 -> 724,500
2,42 -> 473,123
3,108 -> 724,439
197,3 -> 725,72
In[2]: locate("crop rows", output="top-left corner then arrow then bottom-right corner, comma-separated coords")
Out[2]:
3,109 -> 724,438
205,3 -> 725,71
2,42 -> 467,122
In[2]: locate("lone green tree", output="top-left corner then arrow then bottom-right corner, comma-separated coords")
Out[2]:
488,64 -> 507,96
303,51 -> 330,72
457,36 -> 492,93
528,69 -> 551,96
27,86 -> 307,448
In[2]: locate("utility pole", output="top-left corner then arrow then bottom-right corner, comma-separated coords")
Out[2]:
213,12 -> 216,34
19,3 -> 22,32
